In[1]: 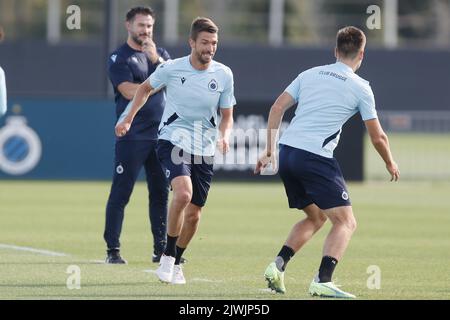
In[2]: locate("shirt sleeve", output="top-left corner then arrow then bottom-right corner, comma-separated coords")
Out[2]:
284,74 -> 302,102
149,62 -> 169,91
107,54 -> 134,89
358,85 -> 377,121
0,67 -> 7,117
219,68 -> 236,109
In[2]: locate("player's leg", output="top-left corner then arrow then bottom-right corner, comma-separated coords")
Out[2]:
166,175 -> 193,253
169,203 -> 201,285
104,140 -> 145,264
315,205 -> 356,284
155,175 -> 191,283
171,154 -> 213,284
286,203 -> 328,252
322,205 -> 357,262
265,145 -> 322,293
176,154 -> 213,250
176,203 -> 201,257
155,140 -> 192,282
281,203 -> 327,265
144,140 -> 169,262
264,205 -> 327,293
308,205 -> 356,298
306,157 -> 356,298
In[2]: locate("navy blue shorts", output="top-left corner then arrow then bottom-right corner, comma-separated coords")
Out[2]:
156,139 -> 214,207
278,144 -> 351,210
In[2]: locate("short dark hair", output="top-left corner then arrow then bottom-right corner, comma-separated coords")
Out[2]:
190,17 -> 218,41
336,26 -> 365,59
126,6 -> 155,22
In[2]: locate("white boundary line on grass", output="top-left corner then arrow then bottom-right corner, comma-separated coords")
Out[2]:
143,269 -> 157,274
191,278 -> 224,283
259,288 -> 275,294
0,244 -> 68,257
89,260 -> 107,264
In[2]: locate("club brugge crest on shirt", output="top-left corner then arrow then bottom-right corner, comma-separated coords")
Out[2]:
208,79 -> 218,92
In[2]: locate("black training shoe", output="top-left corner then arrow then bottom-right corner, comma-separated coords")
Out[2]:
152,252 -> 187,264
152,252 -> 160,263
105,249 -> 127,264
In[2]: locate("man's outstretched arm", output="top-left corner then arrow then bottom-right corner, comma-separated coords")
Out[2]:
254,92 -> 295,174
115,81 -> 156,137
365,118 -> 400,181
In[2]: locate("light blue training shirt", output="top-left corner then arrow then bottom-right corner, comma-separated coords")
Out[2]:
148,55 -> 236,156
0,66 -> 7,117
279,61 -> 377,158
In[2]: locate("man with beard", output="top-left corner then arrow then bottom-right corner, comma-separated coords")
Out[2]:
104,6 -> 173,265
115,17 -> 235,284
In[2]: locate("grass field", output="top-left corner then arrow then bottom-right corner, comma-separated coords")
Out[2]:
365,133 -> 450,180
0,181 -> 449,300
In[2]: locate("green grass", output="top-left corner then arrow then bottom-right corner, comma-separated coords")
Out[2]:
365,133 -> 450,180
0,181 -> 449,300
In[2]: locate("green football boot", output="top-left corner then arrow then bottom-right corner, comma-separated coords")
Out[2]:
264,262 -> 286,294
309,278 -> 356,299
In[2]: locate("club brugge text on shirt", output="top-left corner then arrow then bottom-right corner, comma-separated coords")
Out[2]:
319,70 -> 348,81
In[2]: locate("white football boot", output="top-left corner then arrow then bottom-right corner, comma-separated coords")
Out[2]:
171,264 -> 186,285
156,255 -> 175,283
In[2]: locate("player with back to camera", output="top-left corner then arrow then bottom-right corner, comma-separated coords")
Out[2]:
255,26 -> 400,298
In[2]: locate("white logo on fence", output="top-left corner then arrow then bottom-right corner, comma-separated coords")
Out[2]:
366,265 -> 381,289
366,5 -> 381,30
66,265 -> 81,290
66,5 -> 81,30
0,115 -> 42,175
